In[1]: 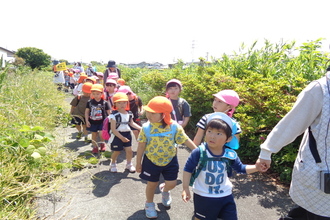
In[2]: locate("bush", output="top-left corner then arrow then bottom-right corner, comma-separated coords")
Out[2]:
119,38 -> 329,184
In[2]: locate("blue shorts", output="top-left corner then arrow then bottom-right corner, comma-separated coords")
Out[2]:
111,131 -> 132,151
193,193 -> 237,220
139,155 -> 179,182
87,123 -> 103,132
71,116 -> 85,125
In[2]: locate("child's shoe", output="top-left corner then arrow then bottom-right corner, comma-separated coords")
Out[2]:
110,164 -> 117,173
84,136 -> 92,143
100,143 -> 106,152
126,163 -> 136,173
145,202 -> 157,219
76,132 -> 82,139
159,183 -> 172,207
92,147 -> 99,154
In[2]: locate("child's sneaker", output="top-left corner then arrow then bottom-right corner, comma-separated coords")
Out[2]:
84,136 -> 92,143
100,143 -> 106,152
159,183 -> 172,207
145,202 -> 157,219
126,163 -> 136,173
92,147 -> 99,154
76,132 -> 82,139
110,164 -> 117,173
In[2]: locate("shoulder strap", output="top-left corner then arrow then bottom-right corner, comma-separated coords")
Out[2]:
189,144 -> 207,186
177,98 -> 184,116
308,126 -> 321,163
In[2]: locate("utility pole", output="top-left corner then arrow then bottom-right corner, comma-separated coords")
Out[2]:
192,40 -> 195,63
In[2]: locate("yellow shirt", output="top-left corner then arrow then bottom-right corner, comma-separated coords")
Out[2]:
138,122 -> 188,166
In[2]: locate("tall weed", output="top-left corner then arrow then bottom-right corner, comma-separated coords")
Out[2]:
0,68 -> 71,219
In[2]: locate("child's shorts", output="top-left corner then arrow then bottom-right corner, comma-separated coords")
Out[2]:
87,123 -> 103,132
193,193 -> 237,220
71,116 -> 85,125
110,131 -> 132,151
139,155 -> 179,182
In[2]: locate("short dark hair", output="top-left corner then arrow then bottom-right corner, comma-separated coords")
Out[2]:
166,82 -> 181,90
205,119 -> 232,140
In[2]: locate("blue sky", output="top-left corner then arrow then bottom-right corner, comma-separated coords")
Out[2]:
2,0 -> 330,64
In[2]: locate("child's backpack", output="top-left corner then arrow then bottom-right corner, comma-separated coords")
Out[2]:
142,121 -> 178,144
189,143 -> 236,186
102,110 -> 133,140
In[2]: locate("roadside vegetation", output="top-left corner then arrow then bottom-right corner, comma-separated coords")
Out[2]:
0,38 -> 328,219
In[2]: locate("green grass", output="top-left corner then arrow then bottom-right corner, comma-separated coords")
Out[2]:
0,67 -> 75,219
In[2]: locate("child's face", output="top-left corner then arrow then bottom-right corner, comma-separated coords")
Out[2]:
167,85 -> 181,99
105,83 -> 116,92
205,127 -> 231,150
92,91 -> 102,100
212,97 -> 231,113
146,111 -> 163,123
115,101 -> 127,111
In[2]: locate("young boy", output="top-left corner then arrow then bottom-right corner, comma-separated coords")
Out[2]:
70,82 -> 93,143
104,78 -> 117,110
166,79 -> 191,128
85,84 -> 111,153
182,112 -> 260,220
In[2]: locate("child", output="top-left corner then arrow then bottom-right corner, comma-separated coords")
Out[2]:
96,72 -> 104,85
117,85 -> 143,139
166,79 -> 191,128
135,96 -> 197,219
182,112 -> 259,220
193,89 -> 241,147
73,74 -> 88,96
109,92 -> 142,173
85,84 -> 111,153
104,78 -> 117,110
70,82 -> 93,142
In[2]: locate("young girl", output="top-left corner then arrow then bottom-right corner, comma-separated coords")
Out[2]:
117,85 -> 143,140
135,96 -> 197,219
109,92 -> 141,173
193,89 -> 241,148
85,84 -> 110,153
104,78 -> 117,110
182,112 -> 259,220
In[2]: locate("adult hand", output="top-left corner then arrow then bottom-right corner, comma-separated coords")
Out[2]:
256,158 -> 271,172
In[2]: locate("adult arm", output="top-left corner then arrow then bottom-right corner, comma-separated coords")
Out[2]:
257,81 -> 323,170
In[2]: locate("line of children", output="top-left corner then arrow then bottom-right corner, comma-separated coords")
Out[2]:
135,96 -> 197,219
85,84 -> 111,153
67,73 -> 263,219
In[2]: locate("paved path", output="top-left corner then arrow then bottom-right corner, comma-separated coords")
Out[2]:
37,96 -> 294,220
37,123 -> 294,220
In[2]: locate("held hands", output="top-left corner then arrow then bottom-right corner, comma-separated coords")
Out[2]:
256,158 -> 271,172
181,189 -> 191,203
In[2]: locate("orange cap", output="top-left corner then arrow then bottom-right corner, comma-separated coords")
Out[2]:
86,77 -> 96,84
91,84 -> 104,92
144,96 -> 173,125
78,74 -> 88,83
117,78 -> 125,86
113,92 -> 129,110
113,92 -> 129,103
82,82 -> 93,93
